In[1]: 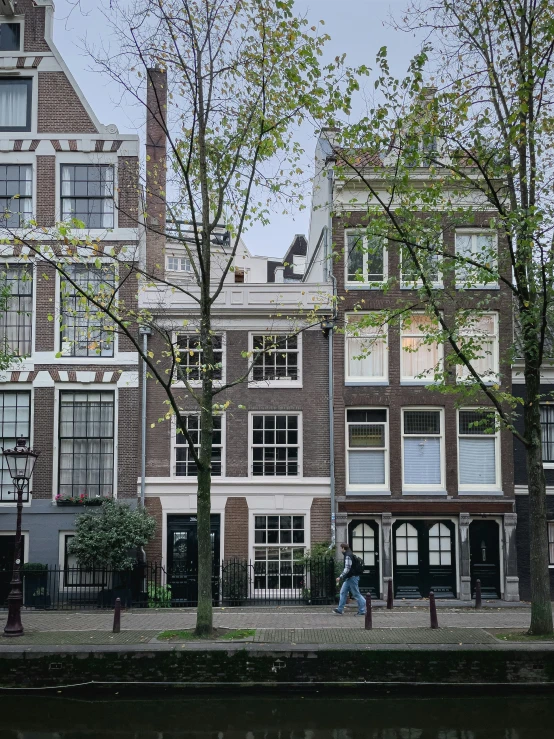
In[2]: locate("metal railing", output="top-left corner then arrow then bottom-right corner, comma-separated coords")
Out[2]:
0,559 -> 337,610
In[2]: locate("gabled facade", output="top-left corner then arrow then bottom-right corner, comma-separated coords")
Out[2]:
0,0 -> 140,585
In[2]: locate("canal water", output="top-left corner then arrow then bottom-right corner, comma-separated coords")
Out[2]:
0,695 -> 552,737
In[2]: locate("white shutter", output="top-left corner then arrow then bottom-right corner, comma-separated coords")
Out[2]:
459,438 -> 496,485
403,437 -> 441,485
349,450 -> 385,485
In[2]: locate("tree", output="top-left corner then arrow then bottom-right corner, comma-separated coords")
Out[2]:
324,0 -> 554,632
1,0 -> 335,636
69,500 -> 156,570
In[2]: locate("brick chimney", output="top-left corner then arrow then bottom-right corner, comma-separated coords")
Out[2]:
145,68 -> 167,277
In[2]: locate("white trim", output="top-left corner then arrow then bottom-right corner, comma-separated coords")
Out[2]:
344,229 -> 388,287
248,410 -> 303,479
0,16 -> 25,55
401,407 -> 446,493
454,229 -> 499,290
170,411 -> 226,479
171,330 -> 226,389
399,244 -> 443,290
456,311 -> 499,385
457,407 -> 502,494
400,312 -> 443,384
248,509 -> 310,571
0,385 -> 33,507
344,313 -> 388,384
345,407 -> 390,494
56,157 -> 119,231
247,331 -> 303,389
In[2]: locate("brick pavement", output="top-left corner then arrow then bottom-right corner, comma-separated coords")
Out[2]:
7,606 -> 536,632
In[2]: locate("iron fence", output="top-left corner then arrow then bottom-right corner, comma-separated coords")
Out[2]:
0,558 -> 337,610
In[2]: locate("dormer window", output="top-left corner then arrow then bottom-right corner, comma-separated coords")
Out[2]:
0,78 -> 32,132
0,23 -> 21,52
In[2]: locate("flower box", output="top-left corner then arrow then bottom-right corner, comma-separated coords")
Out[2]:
56,500 -> 84,507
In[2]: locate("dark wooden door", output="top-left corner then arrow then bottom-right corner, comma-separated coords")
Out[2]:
349,520 -> 380,597
394,520 -> 456,599
167,515 -> 220,606
0,536 -> 15,606
470,520 -> 501,599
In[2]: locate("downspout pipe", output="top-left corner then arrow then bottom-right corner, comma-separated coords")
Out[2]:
139,325 -> 152,509
326,166 -> 337,550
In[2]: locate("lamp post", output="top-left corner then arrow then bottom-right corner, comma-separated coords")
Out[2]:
2,437 -> 39,637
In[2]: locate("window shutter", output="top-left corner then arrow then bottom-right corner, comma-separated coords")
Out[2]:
459,438 -> 496,485
403,437 -> 441,485
349,450 -> 385,485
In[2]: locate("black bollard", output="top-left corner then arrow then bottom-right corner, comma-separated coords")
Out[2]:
364,592 -> 372,630
387,579 -> 394,610
113,597 -> 121,633
429,591 -> 439,629
475,579 -> 482,609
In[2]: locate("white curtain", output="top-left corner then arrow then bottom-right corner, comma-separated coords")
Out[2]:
459,437 -> 496,485
0,83 -> 28,128
401,337 -> 438,379
403,437 -> 441,484
348,449 -> 385,485
347,336 -> 385,378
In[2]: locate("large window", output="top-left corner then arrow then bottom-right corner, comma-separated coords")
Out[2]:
401,314 -> 441,383
401,245 -> 441,286
458,409 -> 499,490
0,264 -> 32,357
346,231 -> 386,285
62,534 -> 106,587
251,413 -> 300,476
402,409 -> 444,491
346,409 -> 388,490
0,78 -> 31,132
61,165 -> 114,229
0,23 -> 21,51
166,256 -> 192,273
541,405 -> 554,465
455,231 -> 497,287
251,334 -> 300,384
345,314 -> 387,383
176,334 -> 223,383
0,391 -> 31,503
60,264 -> 115,357
0,165 -> 32,228
254,515 -> 305,591
457,313 -> 499,382
174,414 -> 223,477
58,391 -> 115,499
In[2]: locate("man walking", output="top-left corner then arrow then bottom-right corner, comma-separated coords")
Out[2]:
333,542 -> 366,616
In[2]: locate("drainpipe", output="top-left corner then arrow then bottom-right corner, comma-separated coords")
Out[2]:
326,166 -> 337,550
139,325 -> 152,509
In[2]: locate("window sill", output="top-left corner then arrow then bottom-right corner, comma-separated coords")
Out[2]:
402,489 -> 448,496
400,283 -> 443,290
455,284 -> 499,290
400,380 -> 438,386
248,381 -> 303,390
543,463 -> 554,470
346,489 -> 391,496
458,489 -> 504,496
345,380 -> 389,386
345,284 -> 386,290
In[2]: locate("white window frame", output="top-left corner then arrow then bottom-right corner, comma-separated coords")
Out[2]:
401,407 -> 446,494
171,412 -> 226,478
455,229 -> 498,289
541,404 -> 554,469
292,255 -> 306,275
400,244 -> 443,289
345,313 -> 388,385
248,411 -> 302,478
344,229 -> 388,287
400,312 -> 443,384
251,512 -> 308,595
0,17 -> 24,53
166,255 -> 192,273
548,522 -> 554,568
345,408 -> 390,494
456,312 -> 499,385
172,332 -> 226,388
457,408 -> 501,494
58,531 -> 108,591
0,386 -> 33,507
248,332 -> 302,389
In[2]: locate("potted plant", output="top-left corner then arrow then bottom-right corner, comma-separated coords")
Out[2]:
22,563 -> 50,607
55,494 -> 86,506
68,500 -> 156,608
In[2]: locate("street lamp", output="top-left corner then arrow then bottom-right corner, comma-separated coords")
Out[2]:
2,437 -> 39,637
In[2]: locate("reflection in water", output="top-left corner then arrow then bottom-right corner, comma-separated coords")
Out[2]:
0,696 -> 550,739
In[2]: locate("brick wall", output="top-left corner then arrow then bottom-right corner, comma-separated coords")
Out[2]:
36,156 -> 56,227
34,262 -> 56,351
310,498 -> 332,545
20,0 -> 51,54
224,498 -> 249,560
32,387 -> 54,499
117,157 -> 140,229
38,73 -> 98,134
515,496 -> 554,601
117,388 -> 140,499
513,383 -> 554,487
145,69 -> 167,278
144,497 -> 163,563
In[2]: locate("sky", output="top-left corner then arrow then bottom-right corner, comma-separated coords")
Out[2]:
52,0 -> 424,258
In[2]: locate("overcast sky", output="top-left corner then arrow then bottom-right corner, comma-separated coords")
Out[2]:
52,0 -> 424,258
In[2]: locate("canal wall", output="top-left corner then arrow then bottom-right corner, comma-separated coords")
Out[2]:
1,645 -> 554,689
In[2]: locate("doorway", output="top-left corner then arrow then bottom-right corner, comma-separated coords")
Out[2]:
470,520 -> 501,599
0,536 -> 15,606
348,520 -> 380,597
393,520 -> 457,598
166,515 -> 220,606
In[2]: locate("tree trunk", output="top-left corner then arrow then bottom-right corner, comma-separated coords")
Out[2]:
524,372 -> 553,634
195,460 -> 213,636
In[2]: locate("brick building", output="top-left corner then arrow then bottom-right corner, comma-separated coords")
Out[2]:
305,130 -> 519,601
0,0 -> 140,589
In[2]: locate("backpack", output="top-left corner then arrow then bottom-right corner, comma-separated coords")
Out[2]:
348,553 -> 364,577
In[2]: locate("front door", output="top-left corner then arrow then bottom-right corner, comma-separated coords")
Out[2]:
166,515 -> 220,606
349,520 -> 380,597
393,520 -> 456,599
470,520 -> 501,599
0,536 -> 15,606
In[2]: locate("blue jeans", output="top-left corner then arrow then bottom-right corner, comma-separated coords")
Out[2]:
337,576 -> 366,614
